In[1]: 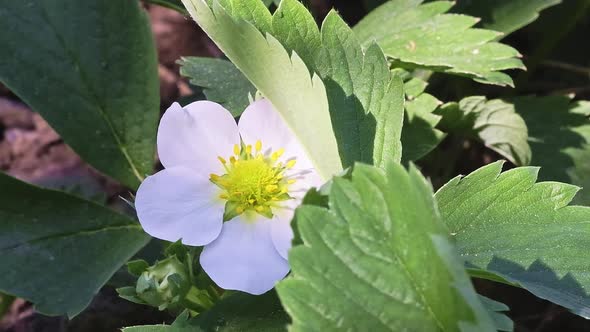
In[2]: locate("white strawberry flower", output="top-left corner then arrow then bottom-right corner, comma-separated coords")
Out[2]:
135,99 -> 323,295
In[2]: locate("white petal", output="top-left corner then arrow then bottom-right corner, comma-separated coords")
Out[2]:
284,168 -> 324,199
157,101 -> 240,173
238,99 -> 323,188
135,166 -> 224,246
270,200 -> 298,259
200,215 -> 290,295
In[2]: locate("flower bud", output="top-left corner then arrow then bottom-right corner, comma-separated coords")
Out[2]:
121,256 -> 191,312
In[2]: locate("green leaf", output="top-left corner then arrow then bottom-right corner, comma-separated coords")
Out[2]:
271,0 -> 322,68
217,0 -> 273,33
401,76 -> 446,162
272,0 -> 405,166
435,161 -> 590,318
179,57 -> 256,116
122,326 -> 175,332
145,0 -> 189,14
454,0 -> 561,37
123,292 -> 288,332
479,296 -> 513,332
186,0 -> 405,168
262,0 -> 276,7
0,173 -> 150,317
0,0 -> 159,189
513,96 -> 590,205
317,12 -> 404,166
353,0 -> 525,86
277,163 -> 496,331
436,96 -> 531,166
181,0 -> 342,179
185,0 -> 404,167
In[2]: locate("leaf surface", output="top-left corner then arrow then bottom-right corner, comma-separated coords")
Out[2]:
185,0 -> 404,167
181,0 -> 342,179
277,163 -> 495,331
0,0 -> 159,189
437,96 -> 531,166
455,0 -> 561,37
514,97 -> 590,204
354,0 -> 525,86
479,296 -> 513,332
123,292 -> 288,332
436,162 -> 590,318
273,0 -> 405,166
309,11 -> 404,166
145,0 -> 188,14
401,76 -> 445,162
0,173 -> 150,317
179,57 -> 256,116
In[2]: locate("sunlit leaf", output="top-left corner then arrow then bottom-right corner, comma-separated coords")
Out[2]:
181,0 -> 342,179
354,0 -> 525,86
277,163 -> 496,331
436,161 -> 590,318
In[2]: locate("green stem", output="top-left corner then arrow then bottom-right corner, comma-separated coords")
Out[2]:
537,59 -> 590,77
186,251 -> 195,282
207,285 -> 222,301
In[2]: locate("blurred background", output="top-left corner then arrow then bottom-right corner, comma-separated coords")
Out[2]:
0,0 -> 589,331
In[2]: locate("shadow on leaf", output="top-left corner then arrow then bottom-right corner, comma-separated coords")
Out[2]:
323,78 -> 377,168
472,256 -> 590,318
513,96 -> 590,204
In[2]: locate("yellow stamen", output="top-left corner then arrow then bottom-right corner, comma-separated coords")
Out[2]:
271,148 -> 285,161
265,184 -> 278,192
286,159 -> 296,168
210,140 -> 299,219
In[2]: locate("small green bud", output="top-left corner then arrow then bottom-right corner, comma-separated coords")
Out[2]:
118,245 -> 218,314
135,256 -> 191,312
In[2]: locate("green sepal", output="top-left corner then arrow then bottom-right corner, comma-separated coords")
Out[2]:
165,241 -> 188,259
223,201 -> 241,221
257,205 -> 274,219
116,287 -> 147,305
127,259 -> 150,277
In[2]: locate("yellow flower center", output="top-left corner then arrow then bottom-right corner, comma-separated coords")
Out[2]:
210,140 -> 297,220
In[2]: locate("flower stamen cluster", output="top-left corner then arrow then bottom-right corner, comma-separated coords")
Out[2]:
210,140 -> 297,220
